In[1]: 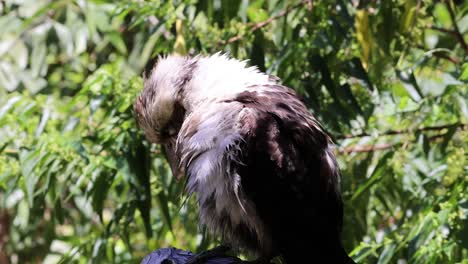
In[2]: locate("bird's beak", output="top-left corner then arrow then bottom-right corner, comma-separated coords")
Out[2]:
163,142 -> 185,181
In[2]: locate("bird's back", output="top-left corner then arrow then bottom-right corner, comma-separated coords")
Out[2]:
231,85 -> 353,263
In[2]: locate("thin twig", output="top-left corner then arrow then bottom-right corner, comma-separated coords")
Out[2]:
338,133 -> 448,154
223,0 -> 312,44
428,25 -> 459,37
339,142 -> 395,153
430,50 -> 460,64
2,148 -> 18,154
415,44 -> 460,64
336,123 -> 466,140
444,0 -> 468,52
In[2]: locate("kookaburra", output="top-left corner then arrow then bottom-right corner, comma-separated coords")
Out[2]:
134,54 -> 354,263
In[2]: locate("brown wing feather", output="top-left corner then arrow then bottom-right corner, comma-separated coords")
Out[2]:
233,85 -> 349,262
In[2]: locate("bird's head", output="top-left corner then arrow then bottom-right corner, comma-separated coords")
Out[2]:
134,55 -> 196,180
134,53 -> 272,180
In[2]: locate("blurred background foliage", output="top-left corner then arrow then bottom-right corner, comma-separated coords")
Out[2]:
0,0 -> 467,263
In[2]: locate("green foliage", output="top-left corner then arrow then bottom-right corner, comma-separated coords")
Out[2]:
0,0 -> 466,263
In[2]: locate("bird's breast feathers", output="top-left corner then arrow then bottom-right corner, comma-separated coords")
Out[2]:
175,81 -> 335,255
176,99 -> 268,251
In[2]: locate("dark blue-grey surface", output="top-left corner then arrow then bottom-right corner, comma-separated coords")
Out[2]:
141,247 -> 240,264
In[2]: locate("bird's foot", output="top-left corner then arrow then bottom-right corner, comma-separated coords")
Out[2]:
186,245 -> 238,264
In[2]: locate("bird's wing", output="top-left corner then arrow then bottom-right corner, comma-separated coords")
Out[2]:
176,84 -> 344,258
232,85 -> 346,259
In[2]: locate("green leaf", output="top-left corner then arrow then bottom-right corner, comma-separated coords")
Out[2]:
0,62 -> 20,91
156,190 -> 173,233
460,63 -> 468,81
350,243 -> 378,262
355,10 -> 372,69
19,149 -> 47,207
107,31 -> 128,54
10,39 -> 28,69
433,3 -> 451,28
0,96 -> 21,118
397,70 -> 423,101
91,170 -> 112,219
247,6 -> 268,23
400,0 -> 417,32
53,22 -> 74,56
344,58 -> 374,91
250,31 -> 265,72
92,238 -> 107,262
377,243 -> 396,264
352,151 -> 394,202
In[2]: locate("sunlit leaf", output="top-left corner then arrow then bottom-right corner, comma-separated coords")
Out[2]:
355,10 -> 372,69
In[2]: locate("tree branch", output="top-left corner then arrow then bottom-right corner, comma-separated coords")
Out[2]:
338,133 -> 449,154
444,0 -> 468,52
429,49 -> 460,64
339,142 -> 395,153
428,25 -> 459,37
223,0 -> 312,45
0,210 -> 10,264
336,123 -> 466,140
